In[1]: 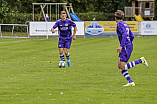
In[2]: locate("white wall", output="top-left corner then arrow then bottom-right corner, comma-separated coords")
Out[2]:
29,22 -> 84,36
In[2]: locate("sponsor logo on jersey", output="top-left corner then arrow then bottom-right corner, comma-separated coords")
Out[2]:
60,27 -> 68,30
65,23 -> 68,26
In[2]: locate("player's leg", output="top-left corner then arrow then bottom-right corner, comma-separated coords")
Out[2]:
65,48 -> 70,61
59,48 -> 65,61
58,38 -> 65,62
118,48 -> 135,87
118,57 -> 134,86
125,57 -> 148,70
64,48 -> 71,67
125,46 -> 148,69
65,39 -> 72,67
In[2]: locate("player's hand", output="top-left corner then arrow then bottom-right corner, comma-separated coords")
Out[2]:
72,35 -> 76,40
117,46 -> 122,53
52,30 -> 56,33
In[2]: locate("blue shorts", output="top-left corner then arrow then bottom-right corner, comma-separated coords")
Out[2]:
58,37 -> 72,49
119,45 -> 133,62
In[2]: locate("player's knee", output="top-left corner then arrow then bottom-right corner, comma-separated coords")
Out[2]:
121,67 -> 125,70
59,51 -> 63,55
118,64 -> 125,70
118,64 -> 121,69
118,66 -> 121,69
65,52 -> 68,55
64,51 -> 68,55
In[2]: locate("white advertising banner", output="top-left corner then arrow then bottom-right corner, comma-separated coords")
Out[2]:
29,22 -> 84,36
141,21 -> 157,35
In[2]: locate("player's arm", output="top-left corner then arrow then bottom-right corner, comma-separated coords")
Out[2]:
51,21 -> 59,33
51,28 -> 56,33
70,20 -> 77,40
73,26 -> 77,40
117,24 -> 127,53
120,24 -> 127,48
129,29 -> 134,42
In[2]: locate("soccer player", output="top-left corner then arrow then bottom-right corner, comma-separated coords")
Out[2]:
115,10 -> 149,87
51,11 -> 77,67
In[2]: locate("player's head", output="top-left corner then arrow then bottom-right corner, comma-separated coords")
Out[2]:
115,10 -> 124,22
60,11 -> 67,21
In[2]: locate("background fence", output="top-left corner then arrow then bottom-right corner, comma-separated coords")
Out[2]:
0,21 -> 157,38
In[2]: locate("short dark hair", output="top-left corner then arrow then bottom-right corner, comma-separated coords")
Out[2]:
61,11 -> 66,14
115,10 -> 124,20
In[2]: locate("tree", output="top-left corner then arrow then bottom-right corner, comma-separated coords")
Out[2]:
0,0 -> 18,23
0,0 -> 156,23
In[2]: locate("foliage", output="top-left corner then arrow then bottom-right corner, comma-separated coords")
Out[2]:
154,1 -> 157,20
0,0 -> 156,24
0,1 -> 18,24
76,12 -> 115,21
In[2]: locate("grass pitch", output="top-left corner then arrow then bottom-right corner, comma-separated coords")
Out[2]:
0,37 -> 157,104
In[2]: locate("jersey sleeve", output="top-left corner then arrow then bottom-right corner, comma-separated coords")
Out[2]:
119,23 -> 127,48
129,29 -> 134,42
53,21 -> 59,29
70,20 -> 76,27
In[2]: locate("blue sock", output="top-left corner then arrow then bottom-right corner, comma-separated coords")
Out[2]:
66,53 -> 70,62
120,69 -> 133,83
60,54 -> 65,61
125,59 -> 142,70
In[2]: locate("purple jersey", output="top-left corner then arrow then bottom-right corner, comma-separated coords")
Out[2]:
53,19 -> 76,38
117,21 -> 134,62
116,21 -> 134,48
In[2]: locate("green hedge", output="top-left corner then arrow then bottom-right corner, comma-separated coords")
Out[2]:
1,12 -> 115,32
76,12 -> 115,21
1,13 -> 44,32
3,11 -> 157,32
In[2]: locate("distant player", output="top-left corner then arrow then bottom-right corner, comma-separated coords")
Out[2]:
51,11 -> 77,67
115,10 -> 148,86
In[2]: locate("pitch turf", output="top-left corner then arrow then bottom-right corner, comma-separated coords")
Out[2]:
0,37 -> 157,104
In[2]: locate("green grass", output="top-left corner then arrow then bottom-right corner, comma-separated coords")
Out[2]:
0,37 -> 157,104
1,32 -> 28,37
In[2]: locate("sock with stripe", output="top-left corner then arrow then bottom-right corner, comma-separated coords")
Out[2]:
119,69 -> 133,83
66,53 -> 70,62
125,59 -> 142,70
60,54 -> 65,61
